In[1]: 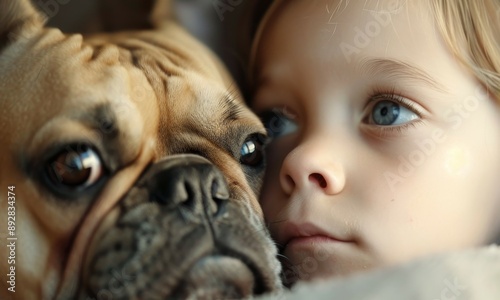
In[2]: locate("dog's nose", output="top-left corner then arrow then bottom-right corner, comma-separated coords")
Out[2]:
145,155 -> 230,219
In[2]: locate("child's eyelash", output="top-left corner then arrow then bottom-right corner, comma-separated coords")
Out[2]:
367,87 -> 422,115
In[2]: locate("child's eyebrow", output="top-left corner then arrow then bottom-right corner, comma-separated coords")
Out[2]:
359,58 -> 448,93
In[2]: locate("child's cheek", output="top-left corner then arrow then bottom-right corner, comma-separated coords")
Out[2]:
443,146 -> 471,176
424,137 -> 474,182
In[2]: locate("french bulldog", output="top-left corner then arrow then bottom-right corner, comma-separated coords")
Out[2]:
0,0 -> 282,299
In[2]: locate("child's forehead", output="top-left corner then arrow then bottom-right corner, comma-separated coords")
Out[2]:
263,0 -> 425,29
253,0 -> 442,60
254,0 -> 437,63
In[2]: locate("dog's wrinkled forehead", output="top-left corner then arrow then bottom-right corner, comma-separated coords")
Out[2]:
1,26 -> 263,158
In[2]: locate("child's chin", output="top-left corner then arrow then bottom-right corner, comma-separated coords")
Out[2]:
279,245 -> 376,286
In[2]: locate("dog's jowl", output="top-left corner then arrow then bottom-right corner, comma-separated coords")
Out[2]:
0,0 -> 281,299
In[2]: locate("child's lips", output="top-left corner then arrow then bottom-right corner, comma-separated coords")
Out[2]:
280,222 -> 354,251
286,235 -> 348,249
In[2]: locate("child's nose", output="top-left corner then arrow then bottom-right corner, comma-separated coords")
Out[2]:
279,138 -> 346,196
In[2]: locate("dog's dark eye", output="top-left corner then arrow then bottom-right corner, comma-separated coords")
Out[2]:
240,134 -> 266,167
45,145 -> 103,189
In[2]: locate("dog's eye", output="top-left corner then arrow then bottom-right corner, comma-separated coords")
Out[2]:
240,134 -> 266,167
45,145 -> 103,189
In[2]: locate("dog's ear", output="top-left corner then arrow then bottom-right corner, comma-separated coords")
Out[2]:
150,0 -> 173,28
0,0 -> 45,52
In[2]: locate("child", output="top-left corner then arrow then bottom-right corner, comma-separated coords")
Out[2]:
248,0 -> 500,286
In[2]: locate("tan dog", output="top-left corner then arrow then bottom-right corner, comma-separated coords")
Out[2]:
0,0 -> 282,299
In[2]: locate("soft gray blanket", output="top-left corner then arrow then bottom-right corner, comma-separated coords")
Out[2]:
259,245 -> 500,300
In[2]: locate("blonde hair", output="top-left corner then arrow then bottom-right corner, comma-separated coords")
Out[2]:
430,0 -> 500,100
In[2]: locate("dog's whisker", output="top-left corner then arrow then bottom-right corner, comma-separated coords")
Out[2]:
224,82 -> 240,98
276,253 -> 289,261
268,218 -> 289,226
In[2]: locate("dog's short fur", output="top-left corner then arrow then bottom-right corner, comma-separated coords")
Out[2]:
0,1 -> 282,299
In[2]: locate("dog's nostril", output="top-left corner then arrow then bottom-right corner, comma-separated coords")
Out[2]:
150,176 -> 194,208
182,181 -> 196,211
211,177 -> 229,217
211,178 -> 230,201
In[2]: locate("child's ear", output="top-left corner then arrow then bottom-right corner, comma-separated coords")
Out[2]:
0,0 -> 46,52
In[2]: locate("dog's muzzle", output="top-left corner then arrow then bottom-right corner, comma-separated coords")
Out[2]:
79,155 -> 279,299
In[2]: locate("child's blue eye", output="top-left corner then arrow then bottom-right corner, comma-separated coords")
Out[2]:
369,99 -> 419,126
260,109 -> 298,139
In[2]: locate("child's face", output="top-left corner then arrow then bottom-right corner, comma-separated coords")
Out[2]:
252,0 -> 500,283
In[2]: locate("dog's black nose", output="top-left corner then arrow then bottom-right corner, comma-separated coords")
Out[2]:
145,155 -> 230,219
